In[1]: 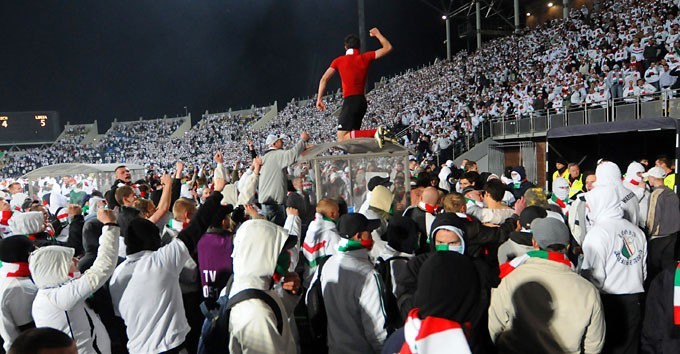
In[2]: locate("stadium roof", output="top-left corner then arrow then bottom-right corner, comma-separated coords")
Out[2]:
22,163 -> 145,179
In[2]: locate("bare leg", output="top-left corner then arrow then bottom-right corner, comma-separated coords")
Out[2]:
337,131 -> 351,142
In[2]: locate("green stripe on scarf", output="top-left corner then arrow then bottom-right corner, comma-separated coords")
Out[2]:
338,239 -> 364,252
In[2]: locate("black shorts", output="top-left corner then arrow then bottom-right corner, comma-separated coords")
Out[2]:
337,95 -> 367,131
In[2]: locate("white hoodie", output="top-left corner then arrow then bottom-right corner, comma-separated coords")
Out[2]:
581,187 -> 647,295
622,162 -> 649,228
229,220 -> 298,354
302,213 -> 341,288
30,225 -> 119,354
595,161 -> 640,226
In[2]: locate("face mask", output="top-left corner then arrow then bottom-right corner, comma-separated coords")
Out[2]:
554,187 -> 569,201
435,244 -> 464,254
511,172 -> 521,182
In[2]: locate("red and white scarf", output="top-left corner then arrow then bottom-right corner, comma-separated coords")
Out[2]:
400,308 -> 471,354
499,250 -> 573,279
0,262 -> 31,278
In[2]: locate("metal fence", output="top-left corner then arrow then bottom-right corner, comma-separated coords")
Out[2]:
490,92 -> 678,139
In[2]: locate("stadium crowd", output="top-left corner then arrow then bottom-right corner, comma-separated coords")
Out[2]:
2,0 -> 680,353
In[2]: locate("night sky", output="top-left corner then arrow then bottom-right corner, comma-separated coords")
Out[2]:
0,1 -> 452,130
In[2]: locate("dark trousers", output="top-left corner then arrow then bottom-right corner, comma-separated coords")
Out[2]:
647,234 -> 678,284
601,293 -> 642,354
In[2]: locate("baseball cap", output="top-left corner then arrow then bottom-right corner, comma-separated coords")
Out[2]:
265,134 -> 283,146
445,160 -> 454,168
530,217 -> 570,249
642,166 -> 666,179
367,176 -> 392,191
520,206 -> 548,230
337,213 -> 381,239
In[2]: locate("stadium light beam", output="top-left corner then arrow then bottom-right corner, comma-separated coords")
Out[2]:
526,12 -> 531,16
548,2 -> 554,7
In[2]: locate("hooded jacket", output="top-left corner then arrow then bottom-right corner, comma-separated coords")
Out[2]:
0,236 -> 37,352
595,161 -> 640,226
581,186 -> 647,294
30,225 -> 119,354
302,213 -> 341,288
310,236 -> 387,354
228,219 -> 297,354
509,166 -> 534,200
622,162 -> 649,229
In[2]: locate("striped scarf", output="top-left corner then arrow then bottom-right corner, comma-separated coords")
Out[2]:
400,308 -> 471,354
674,263 -> 680,328
0,262 -> 31,278
337,238 -> 373,252
499,250 -> 573,279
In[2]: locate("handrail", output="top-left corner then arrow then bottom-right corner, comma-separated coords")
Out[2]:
490,90 -> 673,139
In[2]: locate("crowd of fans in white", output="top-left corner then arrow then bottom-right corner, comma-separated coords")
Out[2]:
2,1 -> 680,354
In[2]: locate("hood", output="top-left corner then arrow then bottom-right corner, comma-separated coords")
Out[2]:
9,212 -> 45,235
594,161 -> 622,188
415,252 -> 480,322
624,162 -> 645,183
10,193 -> 28,211
511,166 -> 527,180
369,185 -> 394,213
82,219 -> 104,254
429,213 -> 467,253
552,177 -> 570,201
48,192 -> 68,215
88,196 -> 105,216
230,219 -> 293,294
585,186 -> 623,223
221,184 -> 238,206
29,245 -> 74,288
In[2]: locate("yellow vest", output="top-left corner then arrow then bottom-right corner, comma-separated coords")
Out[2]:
664,173 -> 675,190
552,169 -> 569,181
568,175 -> 584,198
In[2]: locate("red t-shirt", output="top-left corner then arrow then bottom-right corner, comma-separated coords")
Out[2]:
330,50 -> 376,97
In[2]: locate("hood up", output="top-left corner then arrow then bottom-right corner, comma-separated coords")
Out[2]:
585,186 -> 623,223
230,219 -> 292,295
29,245 -> 74,289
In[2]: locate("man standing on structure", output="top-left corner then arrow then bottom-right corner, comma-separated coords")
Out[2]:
316,28 -> 394,147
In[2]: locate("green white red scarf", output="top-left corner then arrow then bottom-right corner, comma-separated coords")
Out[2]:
550,194 -> 569,209
400,308 -> 471,354
674,263 -> 680,327
338,238 -> 374,252
0,262 -> 31,278
499,250 -> 573,279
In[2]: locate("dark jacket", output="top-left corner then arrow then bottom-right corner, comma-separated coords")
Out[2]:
66,214 -> 85,258
641,262 -> 680,354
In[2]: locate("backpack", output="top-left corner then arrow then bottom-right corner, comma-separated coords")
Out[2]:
306,255 -> 330,345
197,288 -> 283,354
375,256 -> 409,334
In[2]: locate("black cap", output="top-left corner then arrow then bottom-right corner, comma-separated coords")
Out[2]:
519,206 -> 548,229
385,215 -> 419,254
367,176 -> 392,191
337,213 -> 381,238
0,236 -> 34,263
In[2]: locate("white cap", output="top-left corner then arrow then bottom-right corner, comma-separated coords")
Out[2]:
445,160 -> 454,168
265,134 -> 283,146
643,166 -> 667,179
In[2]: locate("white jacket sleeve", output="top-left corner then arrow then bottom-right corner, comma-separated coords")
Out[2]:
49,225 -> 120,310
214,163 -> 227,181
488,284 -> 513,342
360,272 -> 387,353
283,215 -> 301,274
237,171 -> 258,206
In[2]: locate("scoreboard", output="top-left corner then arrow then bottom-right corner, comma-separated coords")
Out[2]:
0,111 -> 60,145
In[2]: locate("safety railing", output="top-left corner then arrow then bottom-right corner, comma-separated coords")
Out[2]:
490,91 -> 676,139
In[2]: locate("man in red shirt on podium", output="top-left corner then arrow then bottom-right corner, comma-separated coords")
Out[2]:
316,28 -> 394,147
